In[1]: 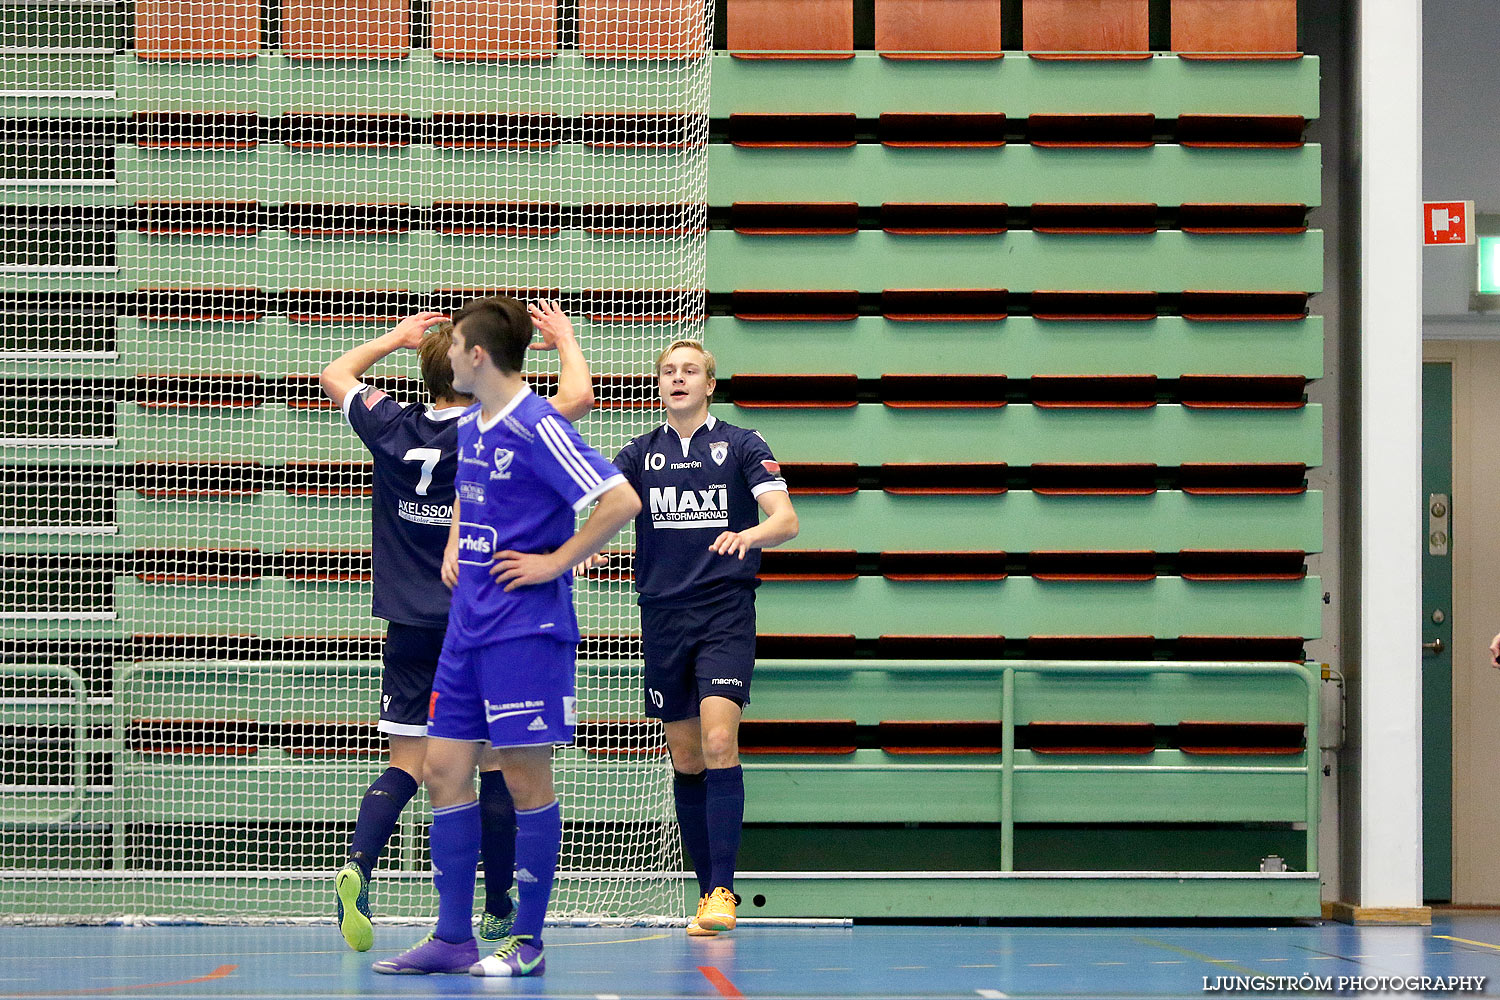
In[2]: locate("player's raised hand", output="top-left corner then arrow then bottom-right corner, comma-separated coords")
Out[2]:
709,530 -> 751,560
491,549 -> 566,591
527,299 -> 575,351
391,311 -> 450,350
1489,632 -> 1500,667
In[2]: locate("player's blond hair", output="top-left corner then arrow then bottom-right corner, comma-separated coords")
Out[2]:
654,339 -> 716,381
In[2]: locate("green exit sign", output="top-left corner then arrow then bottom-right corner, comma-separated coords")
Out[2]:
1481,236 -> 1500,294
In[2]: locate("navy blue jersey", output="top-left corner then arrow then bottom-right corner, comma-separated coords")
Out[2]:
614,413 -> 788,608
343,383 -> 463,627
449,386 -> 626,650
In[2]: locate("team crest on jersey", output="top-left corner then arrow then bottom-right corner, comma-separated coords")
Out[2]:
491,448 -> 515,480
709,441 -> 728,466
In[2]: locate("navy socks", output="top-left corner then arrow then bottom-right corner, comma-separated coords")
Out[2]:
349,767 -> 419,879
478,770 -> 517,918
673,769 -> 713,898
704,765 -> 744,894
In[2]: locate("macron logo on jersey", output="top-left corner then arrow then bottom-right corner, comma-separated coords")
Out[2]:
648,485 -> 729,530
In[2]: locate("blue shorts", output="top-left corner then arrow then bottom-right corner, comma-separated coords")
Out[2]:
379,622 -> 446,737
640,588 -> 756,723
427,633 -> 578,747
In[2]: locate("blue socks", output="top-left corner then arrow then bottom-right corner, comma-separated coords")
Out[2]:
349,766 -> 419,879
673,769 -> 713,898
478,770 -> 517,918
705,765 -> 744,893
512,800 -> 561,947
430,799 -> 481,943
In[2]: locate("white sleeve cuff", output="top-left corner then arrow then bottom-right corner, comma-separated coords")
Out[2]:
340,383 -> 368,423
751,480 -> 789,499
573,473 -> 628,512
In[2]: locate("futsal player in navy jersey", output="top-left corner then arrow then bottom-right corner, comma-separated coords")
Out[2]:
371,295 -> 639,978
318,302 -> 594,954
613,340 -> 799,936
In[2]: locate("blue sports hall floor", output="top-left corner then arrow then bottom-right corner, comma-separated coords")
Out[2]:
2,913 -> 1498,999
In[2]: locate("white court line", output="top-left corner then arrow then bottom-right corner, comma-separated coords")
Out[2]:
976,990 -> 1010,999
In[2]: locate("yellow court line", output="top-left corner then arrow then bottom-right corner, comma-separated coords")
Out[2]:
1133,937 -> 1262,978
548,934 -> 673,948
1434,935 -> 1500,953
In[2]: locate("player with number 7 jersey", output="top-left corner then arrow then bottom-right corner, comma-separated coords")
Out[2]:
317,303 -> 594,955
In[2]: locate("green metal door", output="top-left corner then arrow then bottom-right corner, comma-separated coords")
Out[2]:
1422,361 -> 1453,902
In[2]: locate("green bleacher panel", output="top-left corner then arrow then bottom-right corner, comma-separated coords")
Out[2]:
115,147 -> 260,203
708,53 -> 1320,117
263,54 -> 421,116
277,404 -> 385,463
117,232 -> 421,291
1009,752 -> 1308,823
119,765 -> 380,824
259,492 -> 370,552
739,753 -> 1004,823
718,403 -> 1323,465
706,144 -> 1322,206
0,664 -> 89,824
117,146 -> 706,208
116,232 -> 261,289
744,660 -> 1309,726
727,752 -> 1308,824
117,660 -> 379,718
0,270 -> 122,295
115,402 -> 267,462
261,232 -> 418,292
432,232 -> 702,289
790,491 -> 1323,553
1,52 -> 115,113
114,56 -> 260,114
113,577 -> 379,636
430,147 -> 703,204
708,316 -> 1324,379
705,230 -> 1323,293
745,660 -> 1006,723
3,5 -> 122,50
116,491 -> 264,550
1011,669 -> 1308,724
748,576 -> 1324,638
256,148 -> 419,204
117,319 -> 272,375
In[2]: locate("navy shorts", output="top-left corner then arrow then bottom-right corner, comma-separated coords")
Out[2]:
641,588 -> 756,723
427,633 -> 578,748
379,621 -> 447,737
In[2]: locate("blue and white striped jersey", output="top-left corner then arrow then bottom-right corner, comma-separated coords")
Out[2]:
448,385 -> 625,649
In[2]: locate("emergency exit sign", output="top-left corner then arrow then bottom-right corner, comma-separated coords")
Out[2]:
1479,236 -> 1500,295
1425,201 -> 1474,245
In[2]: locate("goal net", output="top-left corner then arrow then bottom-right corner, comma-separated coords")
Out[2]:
1,0 -> 710,923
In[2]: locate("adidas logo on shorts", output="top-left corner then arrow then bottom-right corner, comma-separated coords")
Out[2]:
527,716 -> 547,732
516,868 -> 537,883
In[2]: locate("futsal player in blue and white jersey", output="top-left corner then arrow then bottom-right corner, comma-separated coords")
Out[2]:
318,302 -> 594,954
371,295 -> 639,978
613,340 -> 799,936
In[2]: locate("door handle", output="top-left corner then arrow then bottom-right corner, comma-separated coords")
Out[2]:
1423,638 -> 1445,654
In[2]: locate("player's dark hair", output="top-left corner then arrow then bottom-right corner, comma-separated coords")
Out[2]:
417,320 -> 472,403
452,295 -> 533,375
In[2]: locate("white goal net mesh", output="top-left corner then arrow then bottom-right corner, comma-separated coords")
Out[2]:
1,0 -> 709,923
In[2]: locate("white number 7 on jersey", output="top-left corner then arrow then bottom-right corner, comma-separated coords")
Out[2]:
403,448 -> 442,496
